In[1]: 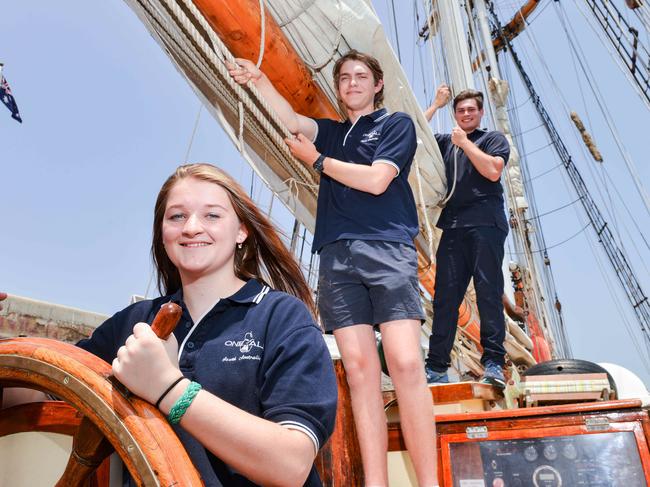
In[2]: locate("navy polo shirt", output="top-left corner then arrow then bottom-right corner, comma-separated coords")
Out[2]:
435,128 -> 510,232
311,108 -> 419,252
77,279 -> 337,487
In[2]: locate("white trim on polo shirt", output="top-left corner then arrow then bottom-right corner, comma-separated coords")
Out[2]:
373,111 -> 390,122
178,296 -> 221,361
279,420 -> 319,454
342,117 -> 360,146
252,285 -> 270,304
372,159 -> 400,177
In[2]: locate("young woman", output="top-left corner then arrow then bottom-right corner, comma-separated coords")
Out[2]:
6,164 -> 337,487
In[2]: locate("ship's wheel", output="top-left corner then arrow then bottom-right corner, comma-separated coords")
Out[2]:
0,305 -> 203,486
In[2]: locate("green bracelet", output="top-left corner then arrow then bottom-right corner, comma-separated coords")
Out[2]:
168,381 -> 202,425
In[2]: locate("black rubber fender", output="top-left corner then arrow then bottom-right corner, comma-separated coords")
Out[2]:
523,358 -> 617,397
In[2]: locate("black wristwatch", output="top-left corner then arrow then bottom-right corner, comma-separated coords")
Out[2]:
312,153 -> 326,173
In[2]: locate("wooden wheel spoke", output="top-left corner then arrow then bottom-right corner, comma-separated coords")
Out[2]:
55,416 -> 114,487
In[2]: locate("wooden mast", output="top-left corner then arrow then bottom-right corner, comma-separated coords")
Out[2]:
191,0 -> 340,119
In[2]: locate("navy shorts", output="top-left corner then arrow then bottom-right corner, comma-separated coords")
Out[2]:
317,239 -> 425,331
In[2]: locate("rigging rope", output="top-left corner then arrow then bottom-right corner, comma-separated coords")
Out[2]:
490,1 -> 650,358
522,142 -> 554,159
526,197 -> 582,221
508,223 -> 589,254
571,193 -> 650,372
136,0 -> 318,202
389,0 -> 402,62
552,2 -> 650,266
524,160 -> 562,183
557,1 -> 650,218
517,5 -> 644,251
184,104 -> 203,163
256,0 -> 266,68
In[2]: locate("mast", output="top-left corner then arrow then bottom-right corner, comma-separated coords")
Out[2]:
488,2 -> 650,359
473,0 -> 566,358
436,0 -> 475,91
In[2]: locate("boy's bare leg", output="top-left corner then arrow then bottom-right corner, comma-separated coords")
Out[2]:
334,324 -> 388,486
380,319 -> 438,486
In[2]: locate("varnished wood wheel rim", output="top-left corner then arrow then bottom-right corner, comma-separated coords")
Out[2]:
0,337 -> 203,486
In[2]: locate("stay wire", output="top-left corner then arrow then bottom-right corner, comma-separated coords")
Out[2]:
527,197 -> 583,222
184,104 -> 203,163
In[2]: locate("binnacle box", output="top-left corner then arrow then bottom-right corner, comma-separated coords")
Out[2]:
425,399 -> 650,486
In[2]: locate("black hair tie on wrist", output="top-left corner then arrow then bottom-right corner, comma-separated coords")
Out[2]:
155,375 -> 185,409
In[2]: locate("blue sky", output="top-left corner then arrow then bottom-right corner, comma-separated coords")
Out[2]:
2,1 -> 649,384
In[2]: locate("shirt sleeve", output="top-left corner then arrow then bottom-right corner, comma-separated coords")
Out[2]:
372,113 -> 417,171
313,118 -> 337,153
76,314 -> 122,363
481,131 -> 510,165
76,301 -> 153,363
258,299 -> 338,452
434,133 -> 449,154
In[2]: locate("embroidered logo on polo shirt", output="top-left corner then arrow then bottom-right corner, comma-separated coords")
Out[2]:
360,129 -> 380,144
222,331 -> 264,362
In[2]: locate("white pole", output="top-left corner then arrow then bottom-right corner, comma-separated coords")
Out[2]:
474,0 -> 501,79
436,0 -> 475,93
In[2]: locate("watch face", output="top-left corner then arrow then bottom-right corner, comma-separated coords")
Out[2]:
562,443 -> 578,460
524,445 -> 539,462
543,444 -> 558,461
312,154 -> 326,173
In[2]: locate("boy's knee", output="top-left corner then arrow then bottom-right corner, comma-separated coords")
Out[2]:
386,355 -> 421,378
343,355 -> 380,386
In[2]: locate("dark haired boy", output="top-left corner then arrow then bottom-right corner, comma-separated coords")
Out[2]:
424,85 -> 511,388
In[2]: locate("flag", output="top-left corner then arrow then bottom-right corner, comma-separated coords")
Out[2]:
0,75 -> 22,123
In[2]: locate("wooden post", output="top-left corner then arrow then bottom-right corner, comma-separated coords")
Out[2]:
316,360 -> 364,486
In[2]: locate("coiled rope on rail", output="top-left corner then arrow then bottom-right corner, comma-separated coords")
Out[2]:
133,0 -> 319,201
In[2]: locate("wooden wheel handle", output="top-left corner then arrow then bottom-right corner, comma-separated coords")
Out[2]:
150,302 -> 182,339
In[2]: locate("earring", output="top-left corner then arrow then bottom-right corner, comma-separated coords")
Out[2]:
237,242 -> 243,249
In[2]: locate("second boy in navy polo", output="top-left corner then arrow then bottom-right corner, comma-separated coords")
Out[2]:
435,128 -> 510,232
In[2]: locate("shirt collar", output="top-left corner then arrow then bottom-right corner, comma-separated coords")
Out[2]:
227,279 -> 269,304
468,128 -> 487,138
168,278 -> 268,306
346,107 -> 389,125
371,108 -> 389,122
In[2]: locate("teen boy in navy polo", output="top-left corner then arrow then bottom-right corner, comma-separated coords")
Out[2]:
229,51 -> 439,487
310,109 -> 419,252
424,85 -> 511,388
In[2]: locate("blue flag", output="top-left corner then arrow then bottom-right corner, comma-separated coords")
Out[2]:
1,75 -> 22,123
